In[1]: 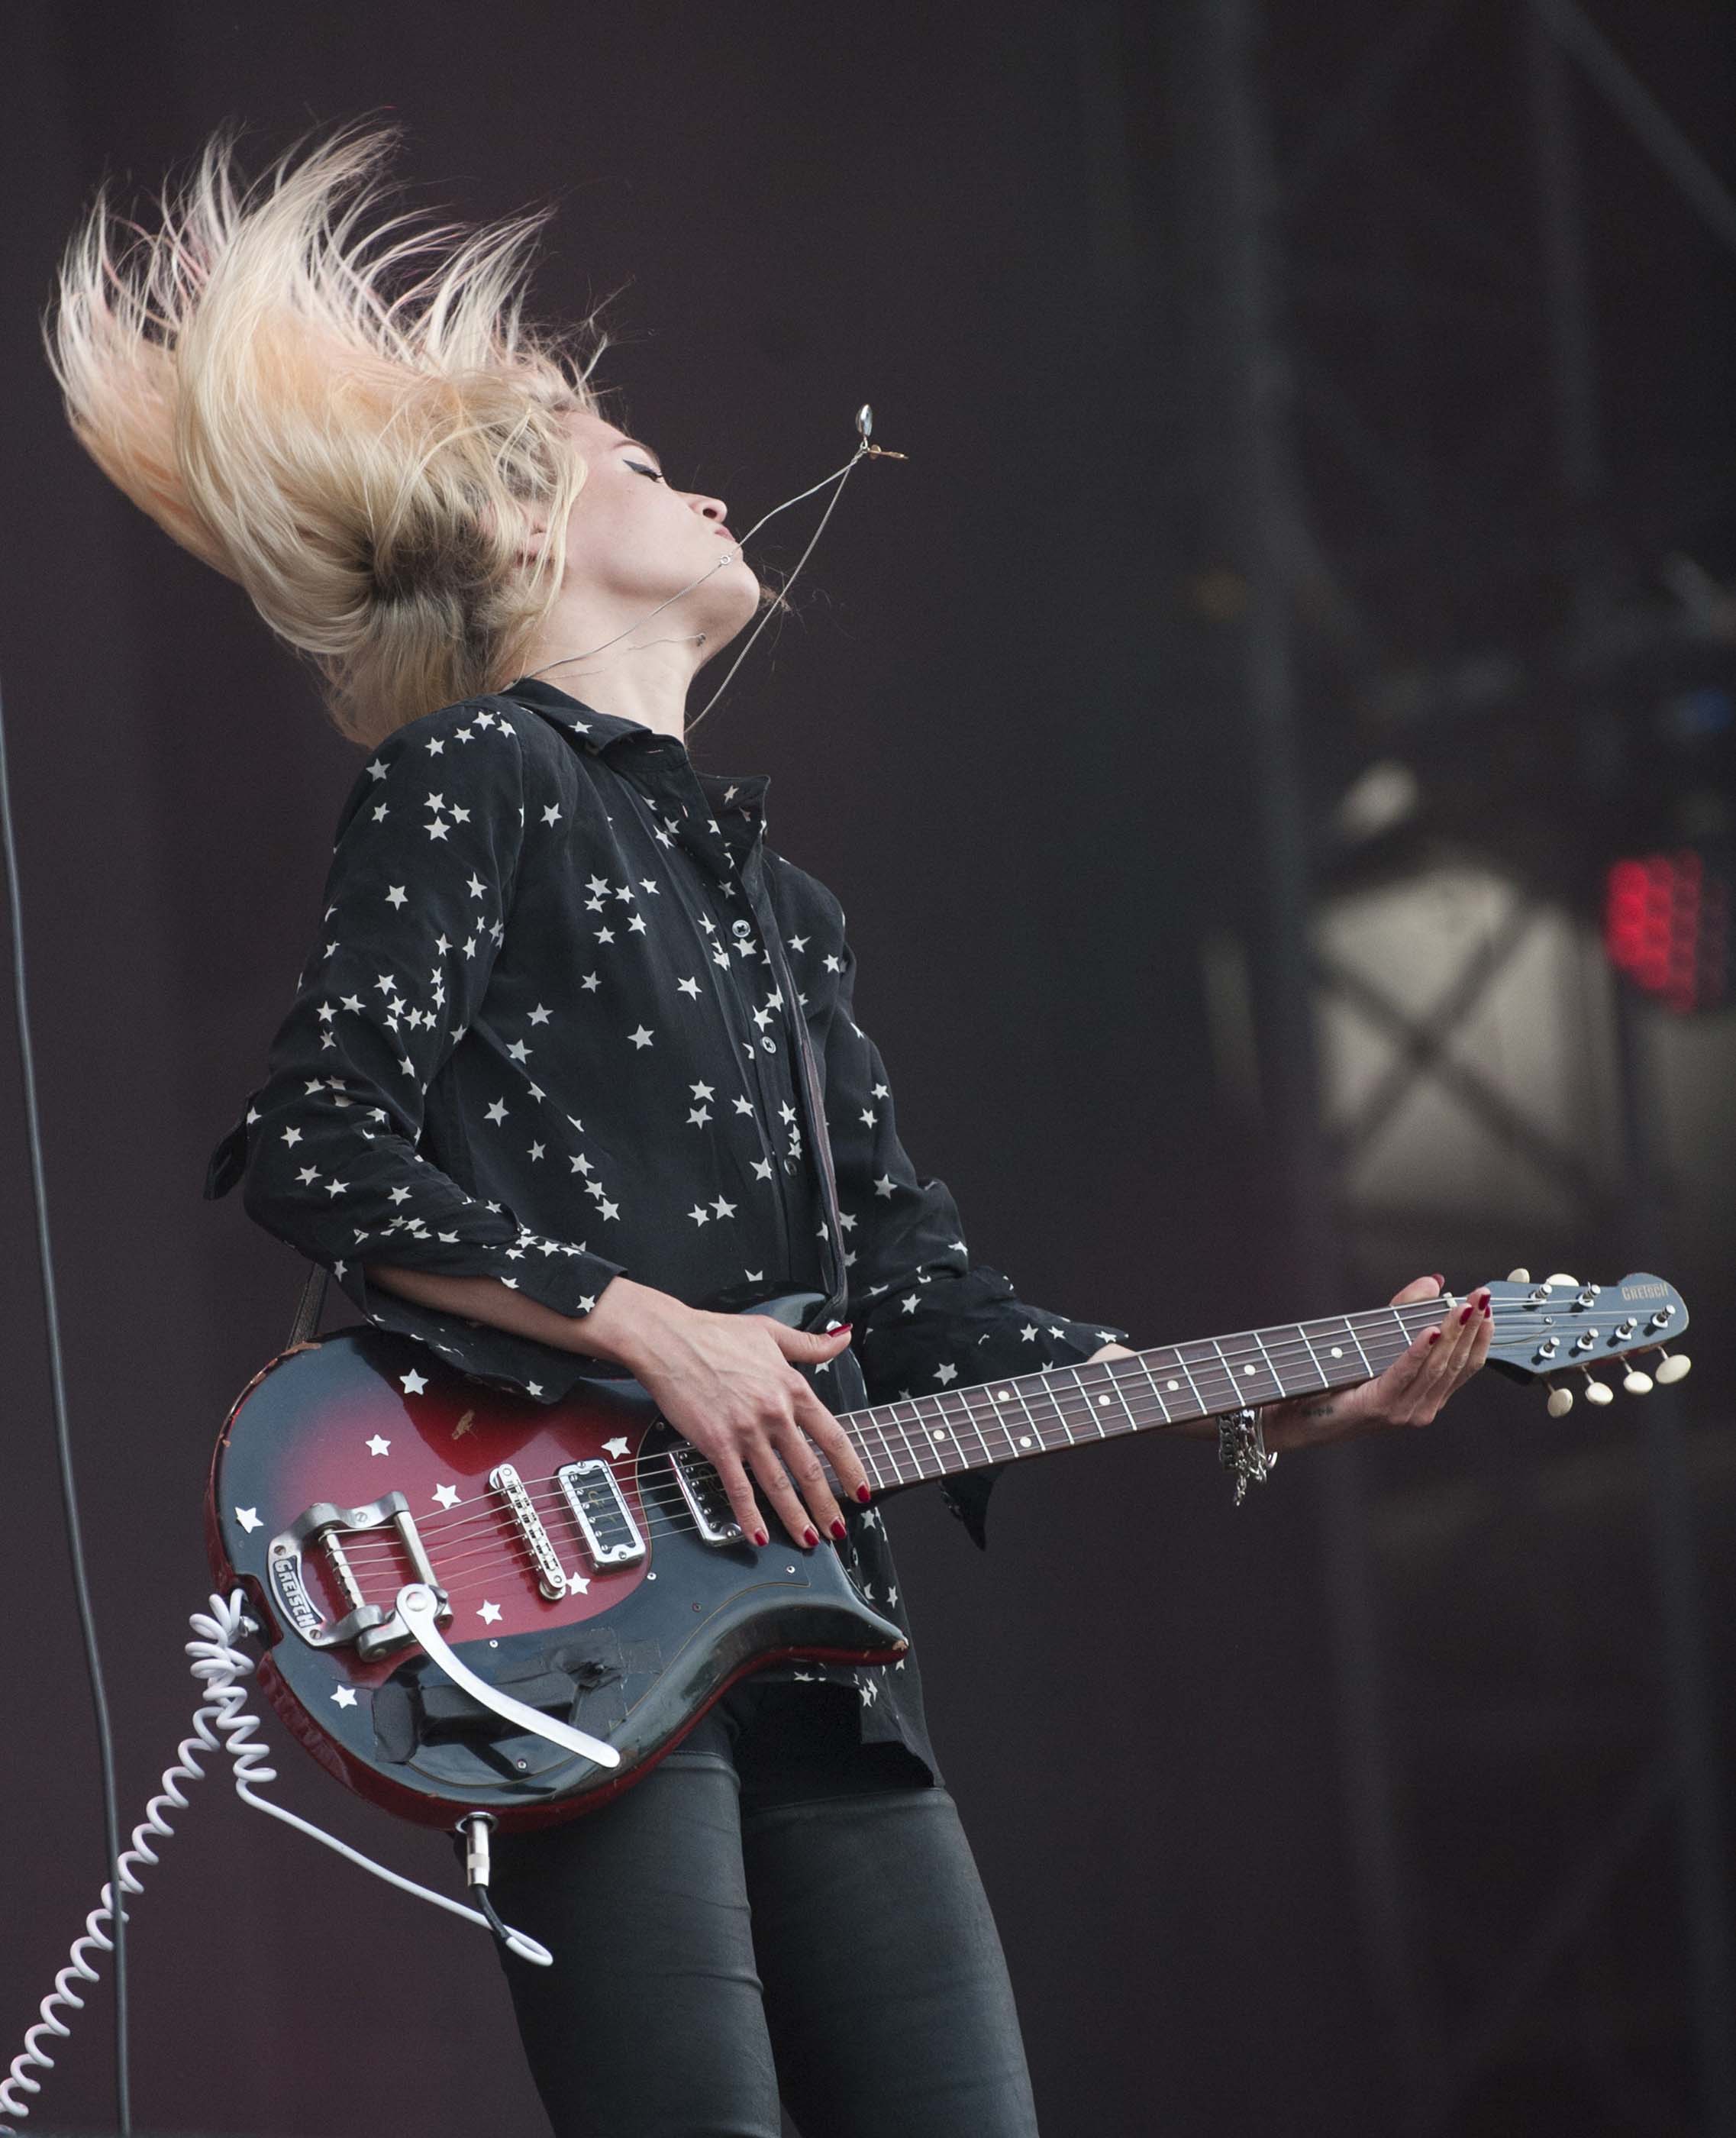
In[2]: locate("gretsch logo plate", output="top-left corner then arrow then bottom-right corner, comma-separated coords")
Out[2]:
270,1550 -> 324,1640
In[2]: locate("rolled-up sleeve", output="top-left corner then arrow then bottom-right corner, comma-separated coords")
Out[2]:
204,699 -> 626,1384
806,908 -> 1129,1548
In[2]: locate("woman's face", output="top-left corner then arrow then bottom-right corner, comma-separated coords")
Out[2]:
552,407 -> 761,652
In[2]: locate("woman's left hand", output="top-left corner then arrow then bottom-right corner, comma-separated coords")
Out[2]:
1083,1273 -> 1492,1454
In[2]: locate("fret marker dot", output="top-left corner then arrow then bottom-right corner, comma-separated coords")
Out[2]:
1097,1394 -> 1110,1406
931,1427 -> 948,1441
1331,1347 -> 1344,1358
995,1388 -> 1012,1400
1167,1379 -> 1179,1390
1244,1364 -> 1256,1376
1018,1436 -> 1032,1448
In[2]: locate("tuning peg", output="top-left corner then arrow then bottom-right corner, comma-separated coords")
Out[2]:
1507,1268 -> 1531,1283
1623,1368 -> 1654,1395
1546,1384 -> 1574,1418
1654,1351 -> 1692,1385
1544,1273 -> 1580,1289
1583,1374 -> 1614,1406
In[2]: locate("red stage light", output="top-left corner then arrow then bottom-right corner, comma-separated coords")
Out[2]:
1604,850 -> 1730,1013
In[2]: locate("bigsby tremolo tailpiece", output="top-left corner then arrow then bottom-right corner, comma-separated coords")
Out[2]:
1218,1406 -> 1277,1507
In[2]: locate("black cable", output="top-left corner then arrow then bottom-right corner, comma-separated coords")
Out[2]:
0,674 -> 131,2134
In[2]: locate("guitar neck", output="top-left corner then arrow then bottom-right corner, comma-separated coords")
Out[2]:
836,1297 -> 1456,1490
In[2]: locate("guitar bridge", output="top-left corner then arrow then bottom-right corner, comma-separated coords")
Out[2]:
668,1444 -> 745,1547
267,1493 -> 450,1660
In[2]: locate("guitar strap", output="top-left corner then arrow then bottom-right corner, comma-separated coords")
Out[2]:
286,866 -> 852,1348
749,877 -> 850,1334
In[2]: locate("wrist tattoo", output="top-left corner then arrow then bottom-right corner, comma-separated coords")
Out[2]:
1300,1399 -> 1338,1421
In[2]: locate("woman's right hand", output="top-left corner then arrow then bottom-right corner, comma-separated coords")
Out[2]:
570,1278 -> 870,1549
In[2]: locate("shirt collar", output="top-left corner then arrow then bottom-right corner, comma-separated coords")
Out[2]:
499,673 -> 773,847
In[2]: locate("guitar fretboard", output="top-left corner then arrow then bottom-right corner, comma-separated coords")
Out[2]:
834,1298 -> 1456,1491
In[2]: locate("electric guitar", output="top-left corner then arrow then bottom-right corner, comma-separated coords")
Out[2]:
208,1272 -> 1689,1831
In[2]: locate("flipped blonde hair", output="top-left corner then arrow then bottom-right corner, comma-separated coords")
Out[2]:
45,121 -> 608,747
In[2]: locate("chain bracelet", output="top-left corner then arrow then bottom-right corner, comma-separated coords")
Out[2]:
1218,1405 -> 1278,1506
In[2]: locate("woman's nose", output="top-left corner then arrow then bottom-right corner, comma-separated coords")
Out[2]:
689,493 -> 728,525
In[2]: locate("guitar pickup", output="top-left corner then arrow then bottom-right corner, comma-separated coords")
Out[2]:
557,1459 -> 648,1571
668,1444 -> 744,1547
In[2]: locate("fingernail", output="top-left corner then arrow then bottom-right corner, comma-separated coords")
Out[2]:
1482,1302 -> 1492,1319
802,1525 -> 818,1548
1431,1274 -> 1444,1288
856,1483 -> 873,1503
753,1528 -> 770,1548
833,1323 -> 853,1338
1460,1303 -> 1475,1324
1428,1329 -> 1442,1346
830,1518 -> 847,1540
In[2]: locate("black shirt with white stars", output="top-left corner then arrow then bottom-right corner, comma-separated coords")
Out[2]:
205,673 -> 1127,1784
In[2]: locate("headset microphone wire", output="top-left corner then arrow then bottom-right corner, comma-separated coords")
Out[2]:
0,670 -> 132,2135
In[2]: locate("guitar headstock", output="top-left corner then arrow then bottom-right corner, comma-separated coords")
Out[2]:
1479,1270 -> 1690,1415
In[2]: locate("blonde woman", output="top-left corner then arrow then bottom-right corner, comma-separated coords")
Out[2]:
47,123 -> 1490,2138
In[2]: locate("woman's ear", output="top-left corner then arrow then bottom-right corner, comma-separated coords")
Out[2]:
477,496 -> 554,571
513,507 -> 553,571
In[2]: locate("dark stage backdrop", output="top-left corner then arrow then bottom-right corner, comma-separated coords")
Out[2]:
2,5 -> 1730,2137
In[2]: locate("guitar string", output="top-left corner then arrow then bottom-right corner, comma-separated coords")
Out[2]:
330,1309 -> 1625,1578
328,1296 -> 1606,1562
329,1319 -> 1450,1565
326,1300 -> 1642,1569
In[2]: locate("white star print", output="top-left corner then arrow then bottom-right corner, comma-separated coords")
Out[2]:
432,1483 -> 460,1509
234,1507 -> 262,1533
628,1025 -> 653,1048
602,1436 -> 630,1460
366,1433 -> 391,1455
331,1686 -> 358,1708
478,1601 -> 502,1624
400,1370 -> 428,1394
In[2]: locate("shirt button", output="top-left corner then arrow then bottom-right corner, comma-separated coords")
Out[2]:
731,919 -> 753,938
760,1037 -> 776,1053
782,1156 -> 799,1174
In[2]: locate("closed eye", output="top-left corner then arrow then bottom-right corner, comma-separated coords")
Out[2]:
625,460 -> 666,484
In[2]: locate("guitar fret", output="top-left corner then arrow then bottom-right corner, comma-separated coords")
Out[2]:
1157,1348 -> 1206,1419
1091,1363 -> 1134,1437
853,1408 -> 895,1489
998,1378 -> 1041,1455
869,1407 -> 910,1483
1134,1357 -> 1173,1426
1292,1321 -> 1331,1390
887,1400 -> 929,1481
1050,1372 -> 1079,1445
1250,1327 -> 1285,1400
956,1385 -> 999,1467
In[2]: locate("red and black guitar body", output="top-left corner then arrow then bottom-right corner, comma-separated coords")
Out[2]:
208,1293 -> 905,1833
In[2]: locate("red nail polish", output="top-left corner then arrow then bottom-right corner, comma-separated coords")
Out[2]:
1460,1304 -> 1475,1324
1482,1302 -> 1492,1319
856,1484 -> 873,1503
753,1528 -> 769,1548
1428,1329 -> 1442,1346
830,1517 -> 847,1540
802,1525 -> 818,1548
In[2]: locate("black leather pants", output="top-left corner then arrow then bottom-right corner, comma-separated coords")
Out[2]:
488,1677 -> 1041,2138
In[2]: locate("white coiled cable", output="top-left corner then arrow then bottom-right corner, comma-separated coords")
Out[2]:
0,1589 -> 550,2133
